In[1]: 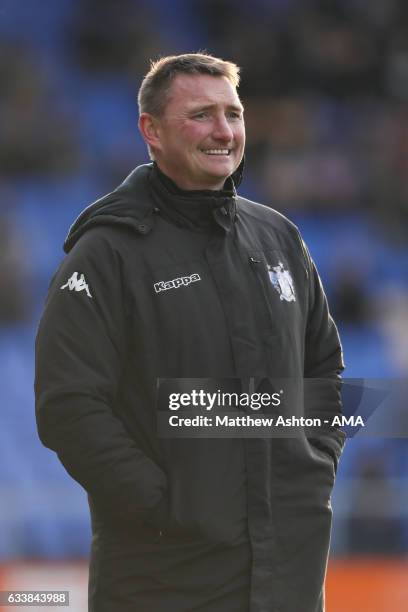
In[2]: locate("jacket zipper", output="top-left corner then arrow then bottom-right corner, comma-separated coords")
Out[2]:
248,256 -> 276,332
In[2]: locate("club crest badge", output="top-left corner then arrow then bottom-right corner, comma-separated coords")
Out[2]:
267,262 -> 296,302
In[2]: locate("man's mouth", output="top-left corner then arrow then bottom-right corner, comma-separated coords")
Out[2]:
201,149 -> 231,155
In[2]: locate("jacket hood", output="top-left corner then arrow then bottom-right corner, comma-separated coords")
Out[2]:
64,164 -> 154,253
64,159 -> 245,253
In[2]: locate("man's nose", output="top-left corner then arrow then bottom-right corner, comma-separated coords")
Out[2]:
213,115 -> 234,141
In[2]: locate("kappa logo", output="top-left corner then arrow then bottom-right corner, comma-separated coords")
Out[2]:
267,262 -> 296,302
154,273 -> 201,293
61,272 -> 92,298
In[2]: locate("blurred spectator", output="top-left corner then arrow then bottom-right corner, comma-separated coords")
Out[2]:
368,106 -> 408,242
377,286 -> 408,374
255,97 -> 360,210
331,266 -> 371,325
385,26 -> 408,100
0,192 -> 30,325
195,0 -> 297,97
0,43 -> 79,177
70,0 -> 166,78
347,446 -> 405,555
291,3 -> 383,97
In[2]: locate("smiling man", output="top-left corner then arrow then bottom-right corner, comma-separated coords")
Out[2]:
138,69 -> 245,190
35,53 -> 345,612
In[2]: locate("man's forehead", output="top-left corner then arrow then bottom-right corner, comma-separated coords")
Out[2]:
167,73 -> 242,108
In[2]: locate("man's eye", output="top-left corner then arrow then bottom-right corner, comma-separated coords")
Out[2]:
193,112 -> 209,120
228,112 -> 242,120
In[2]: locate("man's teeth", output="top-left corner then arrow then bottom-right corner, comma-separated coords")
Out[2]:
202,149 -> 230,155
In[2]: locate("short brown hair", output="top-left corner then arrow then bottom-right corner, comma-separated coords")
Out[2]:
138,52 -> 241,117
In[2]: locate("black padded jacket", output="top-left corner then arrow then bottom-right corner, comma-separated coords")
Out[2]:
35,163 -> 345,612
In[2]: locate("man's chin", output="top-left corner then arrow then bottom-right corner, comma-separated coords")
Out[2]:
200,165 -> 236,185
201,173 -> 232,190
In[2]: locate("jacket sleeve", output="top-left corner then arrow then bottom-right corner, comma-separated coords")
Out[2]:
300,236 -> 346,469
35,228 -> 168,524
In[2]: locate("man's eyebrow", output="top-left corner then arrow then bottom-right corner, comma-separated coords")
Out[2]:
187,103 -> 244,113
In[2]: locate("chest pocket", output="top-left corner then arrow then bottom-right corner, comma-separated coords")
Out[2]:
247,248 -> 307,339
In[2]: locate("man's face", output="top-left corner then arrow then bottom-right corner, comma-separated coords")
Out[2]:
149,74 -> 245,190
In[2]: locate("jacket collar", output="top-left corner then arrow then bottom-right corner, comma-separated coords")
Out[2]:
149,163 -> 237,232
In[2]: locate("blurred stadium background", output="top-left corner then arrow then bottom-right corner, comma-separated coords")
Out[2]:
0,1 -> 407,610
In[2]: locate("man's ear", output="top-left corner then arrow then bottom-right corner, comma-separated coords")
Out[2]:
138,113 -> 162,154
